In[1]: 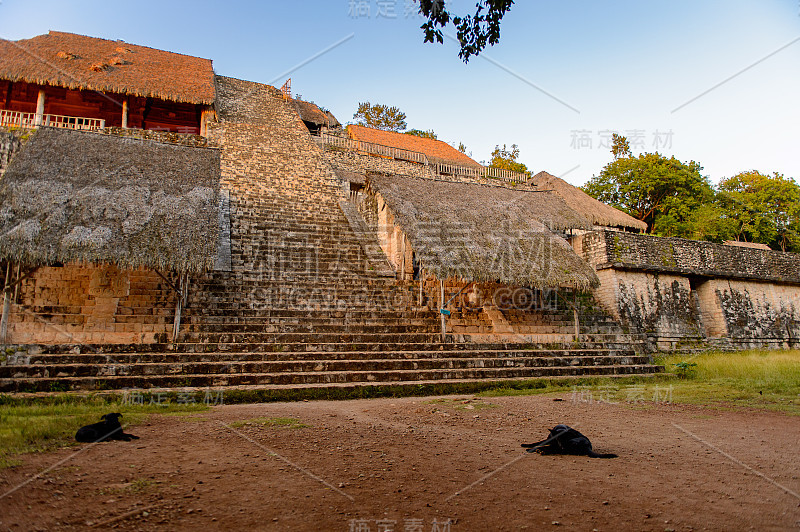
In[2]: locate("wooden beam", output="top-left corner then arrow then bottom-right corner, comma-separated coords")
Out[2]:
34,89 -> 45,126
440,279 -> 446,342
4,81 -> 12,110
121,99 -> 128,128
1,262 -> 12,344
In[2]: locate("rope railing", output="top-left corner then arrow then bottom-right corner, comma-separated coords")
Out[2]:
320,132 -> 530,184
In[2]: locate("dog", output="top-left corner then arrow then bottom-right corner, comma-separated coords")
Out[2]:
521,424 -> 617,458
75,413 -> 139,443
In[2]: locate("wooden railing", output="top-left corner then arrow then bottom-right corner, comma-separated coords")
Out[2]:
322,132 -> 430,165
0,110 -> 105,131
320,132 -> 530,184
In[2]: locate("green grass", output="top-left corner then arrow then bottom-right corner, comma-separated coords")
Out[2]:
229,417 -> 308,429
0,395 -> 207,469
480,350 -> 800,414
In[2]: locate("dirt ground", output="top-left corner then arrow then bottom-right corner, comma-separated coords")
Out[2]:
1,393 -> 799,531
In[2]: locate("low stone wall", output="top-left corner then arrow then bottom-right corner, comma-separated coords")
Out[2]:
6,264 -> 176,344
582,230 -> 800,285
577,230 -> 800,349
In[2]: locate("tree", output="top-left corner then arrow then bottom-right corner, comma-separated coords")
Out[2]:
716,171 -> 800,252
582,138 -> 713,235
418,0 -> 515,62
352,102 -> 407,132
490,144 -> 530,176
611,133 -> 631,160
405,129 -> 438,139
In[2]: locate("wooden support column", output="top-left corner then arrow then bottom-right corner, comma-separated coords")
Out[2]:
419,268 -> 424,307
1,262 -> 12,344
573,287 -> 580,342
172,272 -> 190,343
200,106 -> 215,137
440,279 -> 446,342
121,99 -> 129,128
34,89 -> 45,126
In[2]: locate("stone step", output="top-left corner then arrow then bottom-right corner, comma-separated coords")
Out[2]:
4,348 -> 641,365
0,355 -> 654,379
0,364 -> 664,392
179,323 -> 440,333
178,324 -> 442,335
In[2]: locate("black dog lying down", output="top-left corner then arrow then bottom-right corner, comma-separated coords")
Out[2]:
522,424 -> 617,458
75,413 -> 139,443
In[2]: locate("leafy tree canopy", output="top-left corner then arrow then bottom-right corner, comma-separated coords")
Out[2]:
490,144 -> 530,176
716,171 -> 800,252
419,0 -> 515,62
353,102 -> 407,132
405,129 -> 438,139
582,139 -> 713,235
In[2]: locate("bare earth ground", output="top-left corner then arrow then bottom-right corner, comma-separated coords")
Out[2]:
1,394 -> 799,531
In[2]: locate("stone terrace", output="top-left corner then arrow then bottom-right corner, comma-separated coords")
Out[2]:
0,78 -> 663,394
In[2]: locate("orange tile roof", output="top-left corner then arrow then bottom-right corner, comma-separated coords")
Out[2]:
347,124 -> 482,168
0,31 -> 215,105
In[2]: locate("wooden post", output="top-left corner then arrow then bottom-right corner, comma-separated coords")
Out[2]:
440,279 -> 446,342
1,262 -> 12,344
34,90 -> 45,126
573,287 -> 580,342
419,268 -> 424,307
400,236 -> 406,281
172,272 -> 187,343
121,99 -> 129,128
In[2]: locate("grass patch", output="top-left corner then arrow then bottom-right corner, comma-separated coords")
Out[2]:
229,417 -> 308,429
0,394 -> 208,469
480,350 -> 800,414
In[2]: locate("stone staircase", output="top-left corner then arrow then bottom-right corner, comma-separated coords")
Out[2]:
0,77 -> 663,395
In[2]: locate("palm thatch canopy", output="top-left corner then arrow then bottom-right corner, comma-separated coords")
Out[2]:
294,99 -> 340,128
0,127 -> 221,272
367,175 -> 599,289
0,31 -> 215,105
531,171 -> 647,232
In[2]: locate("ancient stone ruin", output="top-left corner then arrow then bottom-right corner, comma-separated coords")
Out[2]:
0,32 -> 797,395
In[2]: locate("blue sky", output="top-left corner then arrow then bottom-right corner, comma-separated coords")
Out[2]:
1,0 -> 798,186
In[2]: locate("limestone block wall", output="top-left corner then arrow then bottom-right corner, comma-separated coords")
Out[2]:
596,269 -> 703,346
7,264 -> 176,344
710,279 -> 800,342
576,230 -> 800,348
325,149 -> 430,181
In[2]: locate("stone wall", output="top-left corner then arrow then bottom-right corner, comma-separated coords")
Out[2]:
6,264 -> 176,344
576,230 -> 800,349
0,128 -> 25,176
582,230 -> 800,284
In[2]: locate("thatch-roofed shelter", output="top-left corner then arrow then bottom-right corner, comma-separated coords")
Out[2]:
0,31 -> 216,105
0,127 -> 221,273
531,171 -> 647,232
293,99 -> 340,130
366,174 -> 599,289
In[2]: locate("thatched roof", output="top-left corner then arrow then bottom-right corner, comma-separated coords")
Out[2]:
531,171 -> 647,232
294,99 -> 340,128
348,125 -> 482,168
0,31 -> 215,105
0,127 -> 221,272
334,168 -> 366,185
367,175 -> 599,289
